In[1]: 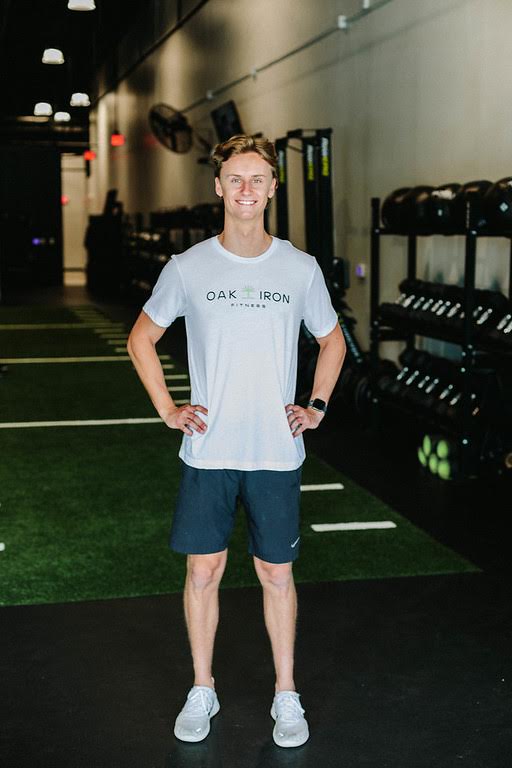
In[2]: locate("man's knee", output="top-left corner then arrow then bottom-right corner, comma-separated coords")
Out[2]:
186,551 -> 227,591
254,557 -> 294,591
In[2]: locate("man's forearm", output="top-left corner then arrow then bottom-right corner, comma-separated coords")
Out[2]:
127,336 -> 176,419
310,334 -> 346,404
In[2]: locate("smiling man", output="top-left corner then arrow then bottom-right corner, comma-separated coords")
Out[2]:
127,134 -> 346,747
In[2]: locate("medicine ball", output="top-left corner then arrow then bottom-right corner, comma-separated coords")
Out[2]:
429,183 -> 462,232
404,186 -> 435,231
453,180 -> 493,230
483,177 -> 512,231
381,187 -> 412,232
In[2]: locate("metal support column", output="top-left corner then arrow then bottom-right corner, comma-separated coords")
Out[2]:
275,137 -> 289,240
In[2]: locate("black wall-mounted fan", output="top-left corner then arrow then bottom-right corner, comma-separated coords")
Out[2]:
148,104 -> 211,156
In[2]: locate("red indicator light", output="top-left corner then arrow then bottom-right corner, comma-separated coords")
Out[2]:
61,195 -> 70,205
84,149 -> 96,161
110,131 -> 125,147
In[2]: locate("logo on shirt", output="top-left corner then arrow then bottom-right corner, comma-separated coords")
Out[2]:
206,285 -> 291,307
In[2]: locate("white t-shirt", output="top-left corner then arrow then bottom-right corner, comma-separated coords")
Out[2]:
142,235 -> 338,471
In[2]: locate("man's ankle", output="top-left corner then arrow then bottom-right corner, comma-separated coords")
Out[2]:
193,675 -> 215,689
275,682 -> 296,693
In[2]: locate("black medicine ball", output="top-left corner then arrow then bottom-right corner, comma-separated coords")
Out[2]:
429,183 -> 462,232
455,180 -> 493,230
381,187 -> 412,231
483,177 -> 512,231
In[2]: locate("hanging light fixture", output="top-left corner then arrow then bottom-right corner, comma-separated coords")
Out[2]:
54,111 -> 71,122
42,48 -> 65,65
68,0 -> 96,10
34,102 -> 53,116
70,92 -> 90,107
110,130 -> 125,147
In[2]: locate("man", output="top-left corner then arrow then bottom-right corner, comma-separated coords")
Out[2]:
127,134 -> 346,748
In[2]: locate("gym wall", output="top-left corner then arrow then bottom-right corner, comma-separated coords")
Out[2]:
89,0 -> 512,350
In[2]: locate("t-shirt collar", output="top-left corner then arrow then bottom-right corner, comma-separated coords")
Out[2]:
213,235 -> 276,264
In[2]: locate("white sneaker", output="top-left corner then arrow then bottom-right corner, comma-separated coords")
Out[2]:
271,691 -> 310,748
174,685 -> 220,743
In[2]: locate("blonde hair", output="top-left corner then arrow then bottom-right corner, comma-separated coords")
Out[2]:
211,134 -> 278,179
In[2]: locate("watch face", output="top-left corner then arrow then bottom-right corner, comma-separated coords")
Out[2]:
310,398 -> 327,412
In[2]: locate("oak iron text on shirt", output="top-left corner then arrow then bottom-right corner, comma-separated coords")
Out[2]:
205,285 -> 291,303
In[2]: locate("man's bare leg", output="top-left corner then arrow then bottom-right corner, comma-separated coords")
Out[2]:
184,550 -> 228,688
253,557 -> 296,692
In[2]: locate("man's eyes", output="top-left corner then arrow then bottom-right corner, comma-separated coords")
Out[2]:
230,177 -> 264,183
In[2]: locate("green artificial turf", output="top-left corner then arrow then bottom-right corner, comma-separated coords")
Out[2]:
0,306 -> 84,324
0,424 -> 477,607
0,360 -> 177,422
0,328 -> 129,358
0,303 -> 478,606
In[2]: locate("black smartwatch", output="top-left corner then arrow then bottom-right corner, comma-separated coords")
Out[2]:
308,398 -> 327,414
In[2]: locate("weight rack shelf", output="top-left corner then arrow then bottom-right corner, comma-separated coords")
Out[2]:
369,196 -> 512,478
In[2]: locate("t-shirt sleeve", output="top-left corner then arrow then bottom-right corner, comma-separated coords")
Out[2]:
302,260 -> 339,338
142,257 -> 187,328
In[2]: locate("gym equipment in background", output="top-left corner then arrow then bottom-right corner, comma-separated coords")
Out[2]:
275,128 -> 394,411
381,180 -> 493,234
120,203 -> 224,302
483,177 -> 512,231
369,193 -> 512,481
275,128 -> 334,276
85,189 -> 126,295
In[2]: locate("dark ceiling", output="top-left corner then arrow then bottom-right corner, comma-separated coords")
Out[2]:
0,0 -> 147,145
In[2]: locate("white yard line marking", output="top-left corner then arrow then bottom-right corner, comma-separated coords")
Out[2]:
0,355 -> 169,363
311,521 -> 397,532
164,374 -> 189,380
0,417 -> 163,429
0,323 -> 125,330
167,385 -> 191,392
300,483 -> 344,491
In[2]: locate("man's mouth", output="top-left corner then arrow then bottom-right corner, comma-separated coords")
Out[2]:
236,200 -> 257,206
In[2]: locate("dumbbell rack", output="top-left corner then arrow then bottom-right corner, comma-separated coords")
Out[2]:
369,195 -> 512,479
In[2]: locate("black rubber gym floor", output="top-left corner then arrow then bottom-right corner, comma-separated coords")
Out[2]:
1,285 -> 511,767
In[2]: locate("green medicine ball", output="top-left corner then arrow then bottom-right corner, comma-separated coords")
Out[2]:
422,434 -> 432,456
428,453 -> 439,474
436,439 -> 450,460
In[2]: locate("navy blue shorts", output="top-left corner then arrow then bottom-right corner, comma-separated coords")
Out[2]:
170,460 -> 303,564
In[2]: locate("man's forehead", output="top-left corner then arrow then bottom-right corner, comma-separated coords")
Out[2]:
220,153 -> 272,175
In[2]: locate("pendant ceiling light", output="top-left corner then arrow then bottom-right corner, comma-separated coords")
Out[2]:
34,102 -> 53,116
70,92 -> 90,107
54,111 -> 71,122
42,48 -> 65,65
68,0 -> 96,10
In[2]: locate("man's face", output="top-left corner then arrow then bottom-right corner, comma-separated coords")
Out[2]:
215,152 -> 277,223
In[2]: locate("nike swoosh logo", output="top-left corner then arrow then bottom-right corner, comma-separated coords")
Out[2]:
291,537 -> 300,548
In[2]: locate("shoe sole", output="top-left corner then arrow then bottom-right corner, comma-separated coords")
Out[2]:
270,706 -> 310,748
174,698 -> 220,743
